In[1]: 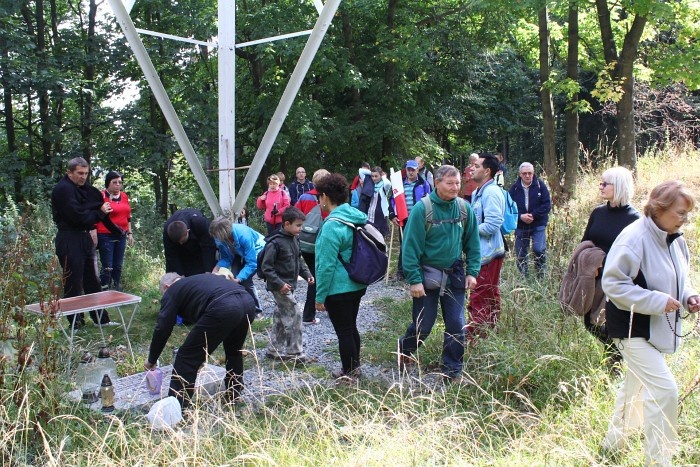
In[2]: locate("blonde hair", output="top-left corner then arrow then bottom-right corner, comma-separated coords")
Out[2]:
312,169 -> 330,185
644,180 -> 696,218
209,216 -> 233,243
602,166 -> 634,207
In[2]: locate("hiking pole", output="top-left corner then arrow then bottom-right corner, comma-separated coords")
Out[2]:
386,222 -> 395,284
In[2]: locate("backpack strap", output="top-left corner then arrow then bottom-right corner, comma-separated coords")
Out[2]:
423,196 -> 469,233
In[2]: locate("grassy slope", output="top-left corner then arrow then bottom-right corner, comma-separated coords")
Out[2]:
4,150 -> 700,465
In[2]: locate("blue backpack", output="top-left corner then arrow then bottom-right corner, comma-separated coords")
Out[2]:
501,189 -> 519,235
328,218 -> 388,285
477,184 -> 518,235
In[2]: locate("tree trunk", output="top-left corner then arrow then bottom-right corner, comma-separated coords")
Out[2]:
616,15 -> 647,168
34,0 -> 54,172
595,0 -> 647,169
564,1 -> 579,197
538,7 -> 557,190
382,0 -> 398,159
80,0 -> 98,163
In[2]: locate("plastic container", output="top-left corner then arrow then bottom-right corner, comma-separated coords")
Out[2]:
145,367 -> 164,395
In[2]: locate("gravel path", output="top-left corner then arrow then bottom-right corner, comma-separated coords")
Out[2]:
238,277 -> 411,405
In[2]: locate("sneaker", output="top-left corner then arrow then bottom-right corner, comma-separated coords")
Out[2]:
303,318 -> 321,325
99,321 -> 121,327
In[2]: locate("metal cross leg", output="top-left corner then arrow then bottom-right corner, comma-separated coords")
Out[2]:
26,291 -> 142,370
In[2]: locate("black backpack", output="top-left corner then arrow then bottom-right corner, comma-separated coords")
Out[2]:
328,218 -> 388,285
256,233 -> 283,280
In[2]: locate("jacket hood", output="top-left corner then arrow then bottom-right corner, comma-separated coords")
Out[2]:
327,203 -> 368,225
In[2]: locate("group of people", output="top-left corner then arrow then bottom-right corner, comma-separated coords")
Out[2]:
51,156 -> 699,466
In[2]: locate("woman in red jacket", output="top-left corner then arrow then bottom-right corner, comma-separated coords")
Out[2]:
256,174 -> 291,235
96,171 -> 134,291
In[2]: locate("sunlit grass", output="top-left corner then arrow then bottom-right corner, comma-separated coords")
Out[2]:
2,149 -> 700,464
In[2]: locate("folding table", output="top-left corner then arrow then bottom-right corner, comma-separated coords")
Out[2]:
25,290 -> 142,369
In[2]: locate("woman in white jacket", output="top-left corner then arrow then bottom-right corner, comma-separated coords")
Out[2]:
602,180 -> 700,466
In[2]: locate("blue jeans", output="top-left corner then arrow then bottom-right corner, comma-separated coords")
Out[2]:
399,283 -> 466,377
514,226 -> 546,276
97,233 -> 127,291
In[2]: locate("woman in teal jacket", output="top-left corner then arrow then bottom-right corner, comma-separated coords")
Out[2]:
315,173 -> 367,383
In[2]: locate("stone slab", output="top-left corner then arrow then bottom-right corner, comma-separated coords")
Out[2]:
66,364 -> 226,411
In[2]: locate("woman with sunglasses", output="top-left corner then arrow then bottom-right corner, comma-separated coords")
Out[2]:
580,166 -> 640,369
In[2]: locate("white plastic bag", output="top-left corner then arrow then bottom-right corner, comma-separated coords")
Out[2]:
146,396 -> 182,429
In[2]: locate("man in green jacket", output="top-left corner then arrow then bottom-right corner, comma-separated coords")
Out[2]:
397,165 -> 481,381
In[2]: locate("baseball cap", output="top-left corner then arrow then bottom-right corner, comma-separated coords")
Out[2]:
405,160 -> 419,169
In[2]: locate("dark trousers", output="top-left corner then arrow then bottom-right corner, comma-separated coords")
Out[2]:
97,233 -> 127,291
231,255 -> 262,313
326,289 -> 366,374
301,252 -> 317,322
169,291 -> 256,408
55,230 -> 110,325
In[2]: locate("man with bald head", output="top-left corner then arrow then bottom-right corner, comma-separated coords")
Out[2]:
289,167 -> 314,206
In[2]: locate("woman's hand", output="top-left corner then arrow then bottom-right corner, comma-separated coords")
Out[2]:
315,302 -> 326,311
688,295 -> 700,313
144,360 -> 156,371
664,297 -> 681,313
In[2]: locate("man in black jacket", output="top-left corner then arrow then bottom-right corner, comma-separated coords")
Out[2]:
51,157 -> 123,327
144,272 -> 256,408
163,208 -> 217,276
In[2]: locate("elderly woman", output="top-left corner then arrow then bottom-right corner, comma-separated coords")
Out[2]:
314,173 -> 368,383
580,167 -> 640,365
601,180 -> 699,466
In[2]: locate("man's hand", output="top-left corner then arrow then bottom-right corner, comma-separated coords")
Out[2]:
280,283 -> 291,293
315,302 -> 326,311
144,360 -> 156,371
410,283 -> 426,298
688,295 -> 700,313
465,275 -> 477,290
520,213 -> 534,224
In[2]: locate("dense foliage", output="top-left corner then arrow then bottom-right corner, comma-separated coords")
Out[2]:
1,0 -> 700,209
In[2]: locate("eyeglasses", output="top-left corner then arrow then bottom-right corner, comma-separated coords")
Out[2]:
600,182 -> 613,188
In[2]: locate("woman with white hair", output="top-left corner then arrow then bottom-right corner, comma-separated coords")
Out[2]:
580,166 -> 640,367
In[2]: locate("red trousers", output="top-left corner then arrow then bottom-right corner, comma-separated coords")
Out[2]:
466,256 -> 504,338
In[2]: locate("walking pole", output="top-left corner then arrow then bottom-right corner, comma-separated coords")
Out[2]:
385,221 -> 395,284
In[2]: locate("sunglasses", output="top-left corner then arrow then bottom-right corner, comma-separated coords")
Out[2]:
599,182 -> 613,188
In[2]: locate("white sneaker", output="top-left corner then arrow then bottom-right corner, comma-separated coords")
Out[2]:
303,318 -> 321,325
100,321 -> 121,327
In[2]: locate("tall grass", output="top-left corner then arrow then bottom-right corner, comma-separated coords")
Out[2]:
1,150 -> 700,464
